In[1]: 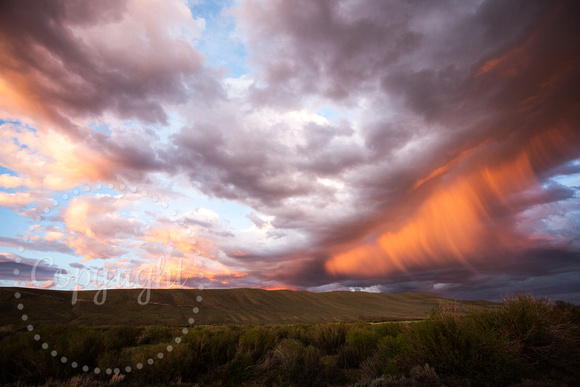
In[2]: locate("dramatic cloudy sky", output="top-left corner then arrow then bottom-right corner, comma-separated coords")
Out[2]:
0,0 -> 579,302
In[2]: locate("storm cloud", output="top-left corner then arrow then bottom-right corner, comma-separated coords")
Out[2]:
0,0 -> 579,301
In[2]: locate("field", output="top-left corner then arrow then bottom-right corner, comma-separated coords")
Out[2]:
0,287 -> 497,326
0,289 -> 579,386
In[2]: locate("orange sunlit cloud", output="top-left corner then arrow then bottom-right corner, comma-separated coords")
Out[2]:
0,123 -> 115,192
61,195 -> 142,260
141,226 -> 211,256
326,127 -> 575,277
138,225 -> 249,282
0,76 -> 47,125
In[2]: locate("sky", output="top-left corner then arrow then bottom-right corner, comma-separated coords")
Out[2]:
0,0 -> 579,302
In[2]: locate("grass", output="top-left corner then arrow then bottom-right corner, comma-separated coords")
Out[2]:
0,294 -> 578,386
0,287 -> 498,326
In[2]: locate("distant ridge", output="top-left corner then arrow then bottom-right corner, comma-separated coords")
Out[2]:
0,287 -> 497,326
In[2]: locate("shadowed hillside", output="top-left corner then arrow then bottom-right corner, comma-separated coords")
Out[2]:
0,287 -> 497,327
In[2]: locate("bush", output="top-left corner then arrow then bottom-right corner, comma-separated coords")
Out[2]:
360,334 -> 408,380
494,294 -> 580,378
392,294 -> 580,386
0,294 -> 578,386
307,323 -> 348,355
358,364 -> 442,387
181,326 -> 240,377
238,325 -> 278,361
125,342 -> 195,385
395,306 -> 522,385
341,325 -> 379,367
264,338 -> 324,386
138,326 -> 174,345
374,322 -> 404,338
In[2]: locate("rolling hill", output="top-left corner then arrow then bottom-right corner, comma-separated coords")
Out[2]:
0,287 -> 497,327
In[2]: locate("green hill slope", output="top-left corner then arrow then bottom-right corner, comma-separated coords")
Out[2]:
0,287 -> 497,327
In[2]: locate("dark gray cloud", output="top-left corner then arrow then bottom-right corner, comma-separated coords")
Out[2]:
234,0 -> 547,109
0,253 -> 60,284
0,0 -> 220,130
0,236 -> 76,255
210,0 -> 580,300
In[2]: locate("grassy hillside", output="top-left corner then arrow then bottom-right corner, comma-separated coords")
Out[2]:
0,287 -> 496,327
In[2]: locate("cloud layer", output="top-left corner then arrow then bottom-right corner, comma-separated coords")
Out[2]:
0,0 -> 579,301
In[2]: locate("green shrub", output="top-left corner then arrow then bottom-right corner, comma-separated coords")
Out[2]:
391,294 -> 580,386
127,342 -> 195,384
105,325 -> 143,348
494,294 -> 580,377
0,330 -> 58,384
238,325 -> 277,361
395,307 -> 523,385
343,325 -> 379,367
273,339 -> 321,385
216,351 -> 255,384
360,334 -> 408,380
180,326 -> 241,379
261,338 -> 324,386
138,325 -> 174,345
374,322 -> 404,338
308,323 -> 348,355
358,364 -> 442,387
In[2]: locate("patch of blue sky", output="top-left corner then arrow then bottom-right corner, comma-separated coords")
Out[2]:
0,118 -> 21,126
88,121 -> 112,135
0,118 -> 37,134
150,111 -> 183,143
119,204 -> 158,227
175,192 -> 254,230
0,207 -> 29,239
551,158 -> 580,190
315,106 -> 341,122
188,0 -> 249,78
0,188 -> 22,195
155,174 -> 254,231
0,165 -> 17,176
552,174 -> 580,190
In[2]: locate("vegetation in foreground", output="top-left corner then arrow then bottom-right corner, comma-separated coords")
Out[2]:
0,294 -> 579,386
